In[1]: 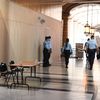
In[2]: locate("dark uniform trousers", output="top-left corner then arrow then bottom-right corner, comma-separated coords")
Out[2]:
88,49 -> 96,70
64,50 -> 70,67
43,48 -> 51,67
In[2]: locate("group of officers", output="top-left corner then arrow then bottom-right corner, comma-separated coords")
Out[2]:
42,35 -> 73,68
43,35 -> 98,70
42,36 -> 72,68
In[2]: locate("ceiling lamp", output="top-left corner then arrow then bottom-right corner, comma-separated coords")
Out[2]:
84,23 -> 90,36
90,27 -> 95,35
84,4 -> 90,36
90,4 -> 95,36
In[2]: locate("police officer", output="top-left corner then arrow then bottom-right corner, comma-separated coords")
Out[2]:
84,38 -> 90,61
88,35 -> 97,70
43,36 -> 52,67
63,38 -> 72,68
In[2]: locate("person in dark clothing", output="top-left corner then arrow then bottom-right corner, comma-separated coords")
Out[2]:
63,38 -> 72,68
43,36 -> 52,67
88,35 -> 97,70
84,38 -> 90,59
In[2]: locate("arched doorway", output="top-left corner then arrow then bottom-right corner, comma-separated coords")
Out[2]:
62,3 -> 100,48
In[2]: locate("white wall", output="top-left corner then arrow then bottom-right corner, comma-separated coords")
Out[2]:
0,0 -> 9,62
8,2 -> 62,64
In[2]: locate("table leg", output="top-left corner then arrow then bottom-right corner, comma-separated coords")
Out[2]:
10,67 -> 29,90
25,66 -> 41,83
34,66 -> 36,77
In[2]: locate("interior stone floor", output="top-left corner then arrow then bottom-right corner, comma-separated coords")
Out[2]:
0,56 -> 100,100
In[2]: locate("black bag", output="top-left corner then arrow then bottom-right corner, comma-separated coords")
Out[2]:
97,54 -> 100,59
70,51 -> 72,55
0,63 -> 7,72
64,50 -> 71,55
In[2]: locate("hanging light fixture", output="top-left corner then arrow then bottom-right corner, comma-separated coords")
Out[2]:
90,27 -> 95,35
90,4 -> 95,36
84,4 -> 90,36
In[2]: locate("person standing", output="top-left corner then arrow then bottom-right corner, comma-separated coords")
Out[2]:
87,35 -> 97,70
84,38 -> 90,60
43,36 -> 52,67
63,38 -> 72,68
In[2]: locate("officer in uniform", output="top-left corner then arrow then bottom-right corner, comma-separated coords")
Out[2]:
84,38 -> 90,59
88,35 -> 97,70
63,38 -> 72,68
43,36 -> 52,67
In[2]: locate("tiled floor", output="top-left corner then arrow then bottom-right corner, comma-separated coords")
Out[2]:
0,57 -> 100,100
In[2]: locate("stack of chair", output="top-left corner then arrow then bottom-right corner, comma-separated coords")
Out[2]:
0,62 -> 16,87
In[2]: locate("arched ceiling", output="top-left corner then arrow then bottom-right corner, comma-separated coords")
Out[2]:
10,0 -> 100,5
62,3 -> 83,18
63,3 -> 100,32
62,2 -> 100,17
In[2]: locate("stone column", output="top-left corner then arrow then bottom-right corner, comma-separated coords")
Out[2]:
62,15 -> 69,46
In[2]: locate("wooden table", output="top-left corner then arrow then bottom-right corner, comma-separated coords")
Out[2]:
10,60 -> 41,89
20,61 -> 41,82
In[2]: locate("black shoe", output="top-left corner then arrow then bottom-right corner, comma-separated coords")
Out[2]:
89,66 -> 93,70
43,65 -> 48,67
66,65 -> 68,68
43,64 -> 48,67
48,64 -> 51,66
89,68 -> 92,70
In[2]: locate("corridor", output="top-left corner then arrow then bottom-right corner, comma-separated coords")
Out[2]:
0,57 -> 100,100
